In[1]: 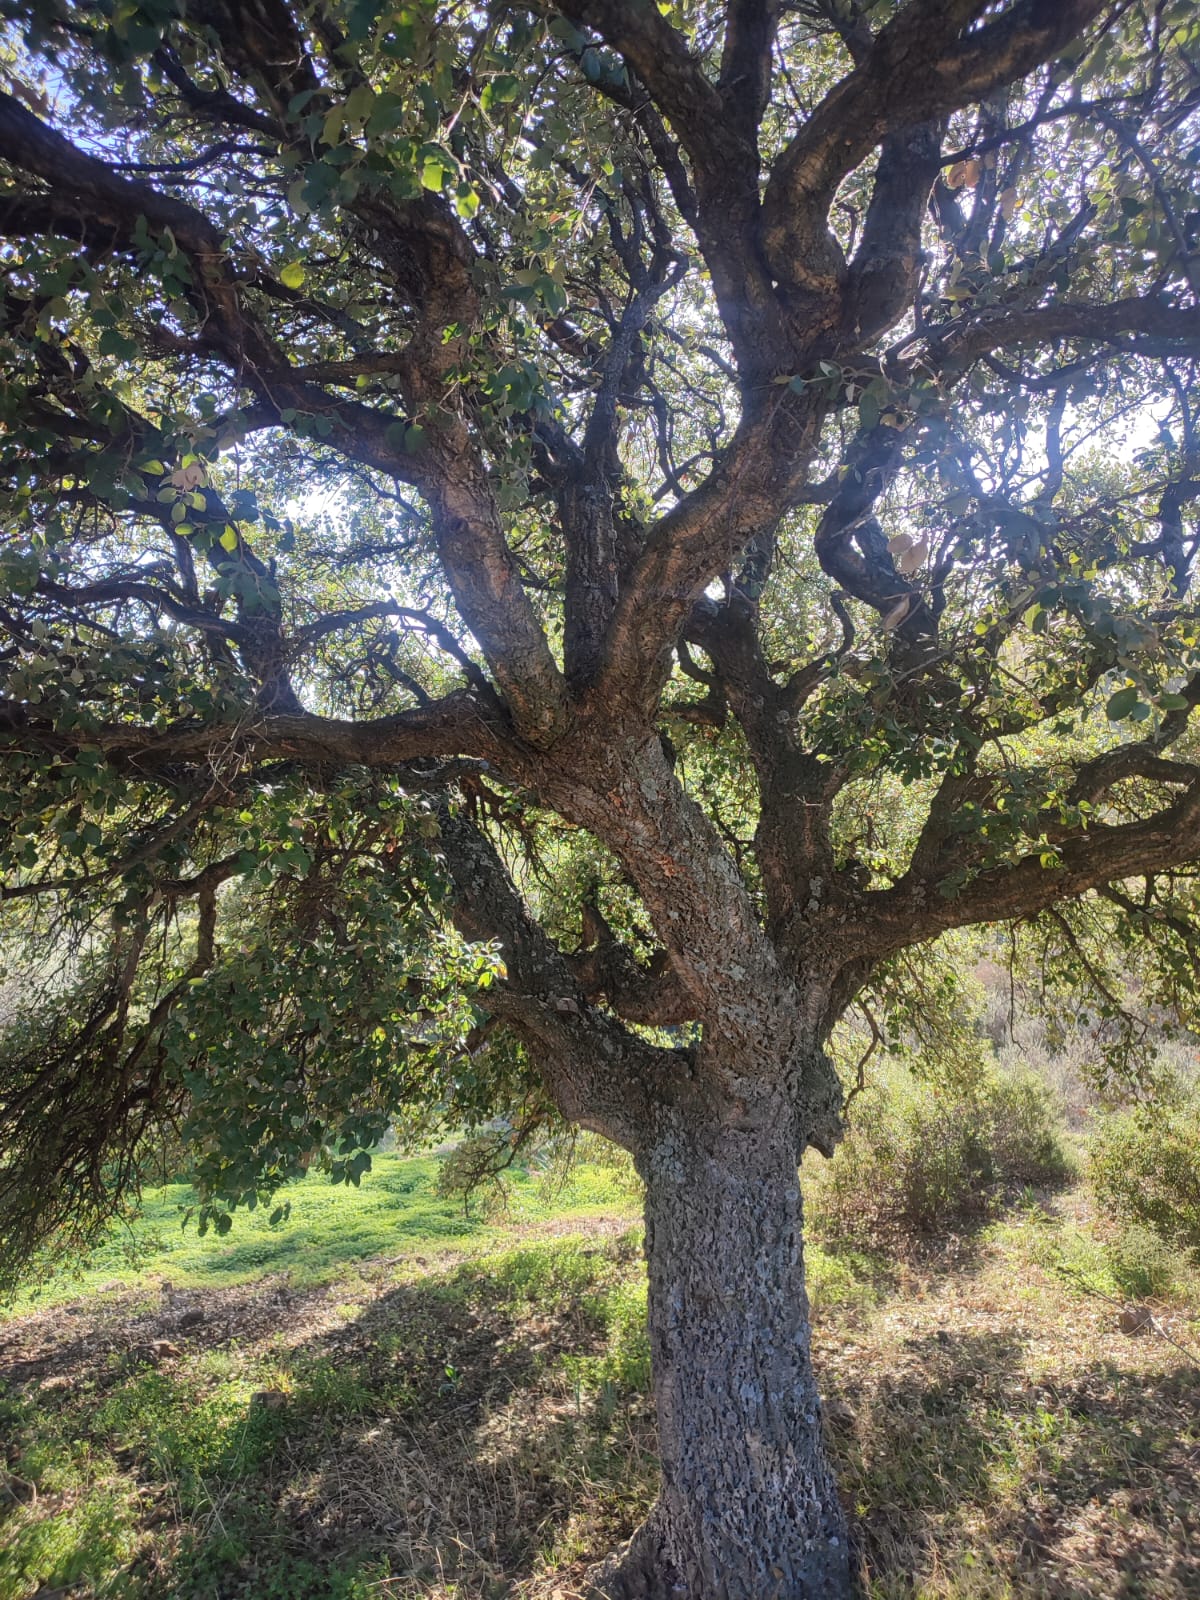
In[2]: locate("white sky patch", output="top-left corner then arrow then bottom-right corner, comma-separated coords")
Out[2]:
285,486 -> 342,523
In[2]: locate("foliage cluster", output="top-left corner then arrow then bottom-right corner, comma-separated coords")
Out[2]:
808,1056 -> 1072,1241
1090,1080 -> 1200,1262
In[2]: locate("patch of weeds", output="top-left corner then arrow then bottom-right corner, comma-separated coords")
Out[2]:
1023,1203 -> 1197,1311
1105,1221 -> 1188,1302
288,1353 -> 378,1419
171,1537 -> 386,1599
561,1278 -> 651,1404
90,1368 -> 273,1497
0,1482 -> 143,1598
807,1244 -> 889,1316
4,1149 -> 641,1317
468,1238 -> 611,1315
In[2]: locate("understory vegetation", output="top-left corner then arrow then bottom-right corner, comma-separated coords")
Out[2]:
1091,1091 -> 1200,1269
3,1003 -> 1199,1600
807,1058 -> 1073,1243
4,0 -> 1200,1588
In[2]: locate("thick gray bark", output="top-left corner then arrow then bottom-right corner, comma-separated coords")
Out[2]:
596,1073 -> 850,1600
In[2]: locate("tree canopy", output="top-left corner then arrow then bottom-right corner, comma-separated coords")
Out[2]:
2,0 -> 1200,1591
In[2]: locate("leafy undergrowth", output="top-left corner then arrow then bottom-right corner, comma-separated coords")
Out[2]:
1,1178 -> 1198,1600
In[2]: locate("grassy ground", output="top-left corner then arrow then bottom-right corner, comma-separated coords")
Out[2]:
2,1150 -> 635,1318
1,1154 -> 1198,1600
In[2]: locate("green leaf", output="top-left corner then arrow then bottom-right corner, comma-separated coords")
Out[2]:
322,105 -> 346,146
1106,684 -> 1140,721
345,85 -> 376,125
490,73 -> 522,103
420,158 -> 445,191
98,327 -> 138,359
279,261 -> 306,290
219,526 -> 240,553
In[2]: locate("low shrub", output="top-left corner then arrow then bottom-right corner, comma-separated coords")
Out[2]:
807,1058 -> 1072,1242
1090,1090 -> 1200,1263
1105,1221 -> 1185,1301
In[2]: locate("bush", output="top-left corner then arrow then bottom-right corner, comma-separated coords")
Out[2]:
807,1059 -> 1072,1242
1090,1091 -> 1200,1262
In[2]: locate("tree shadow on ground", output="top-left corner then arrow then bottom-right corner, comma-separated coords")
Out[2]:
828,1325 -> 1200,1599
154,1234 -> 657,1597
9,1228 -> 1198,1600
213,1241 -> 1200,1600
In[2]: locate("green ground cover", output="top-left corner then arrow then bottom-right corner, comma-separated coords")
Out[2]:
3,1150 -> 637,1318
2,1146 -> 1198,1600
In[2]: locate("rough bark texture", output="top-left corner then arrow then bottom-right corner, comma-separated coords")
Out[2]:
5,3 -> 1200,1597
595,1066 -> 848,1600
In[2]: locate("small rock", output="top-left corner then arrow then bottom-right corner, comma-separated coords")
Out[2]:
176,1310 -> 205,1331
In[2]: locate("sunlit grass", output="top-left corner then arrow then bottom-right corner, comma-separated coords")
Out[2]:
3,1149 -> 640,1316
3,1142 -> 1199,1600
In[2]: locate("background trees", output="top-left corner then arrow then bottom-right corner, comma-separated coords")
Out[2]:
2,0 -> 1200,1593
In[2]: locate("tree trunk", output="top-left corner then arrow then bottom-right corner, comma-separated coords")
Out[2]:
594,1077 -> 851,1600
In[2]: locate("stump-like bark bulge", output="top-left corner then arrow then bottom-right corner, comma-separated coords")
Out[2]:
599,1081 -> 850,1600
